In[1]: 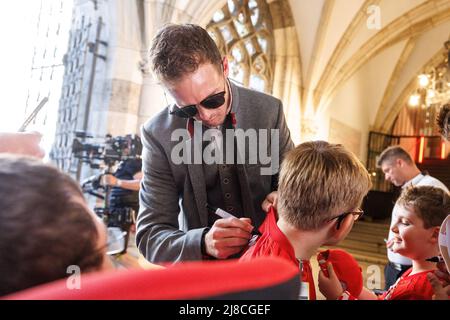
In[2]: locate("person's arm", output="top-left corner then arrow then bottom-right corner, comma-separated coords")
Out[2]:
318,262 -> 379,300
102,171 -> 143,191
357,287 -> 379,300
136,124 -> 208,263
137,123 -> 255,262
0,132 -> 45,159
318,262 -> 347,300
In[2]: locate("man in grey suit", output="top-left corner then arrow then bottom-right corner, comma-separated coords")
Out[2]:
137,24 -> 294,263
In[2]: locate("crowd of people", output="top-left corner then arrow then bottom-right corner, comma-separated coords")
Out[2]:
0,23 -> 449,300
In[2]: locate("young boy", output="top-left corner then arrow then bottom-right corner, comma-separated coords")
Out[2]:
319,185 -> 450,300
239,141 -> 372,300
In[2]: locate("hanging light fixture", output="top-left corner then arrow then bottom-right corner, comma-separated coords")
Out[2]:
408,93 -> 421,107
409,40 -> 450,109
418,74 -> 430,87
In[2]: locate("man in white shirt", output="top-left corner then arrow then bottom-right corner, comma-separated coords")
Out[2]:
377,145 -> 449,289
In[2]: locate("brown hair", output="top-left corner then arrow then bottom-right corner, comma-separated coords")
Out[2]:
0,156 -> 104,296
397,185 -> 450,229
149,23 -> 223,82
436,103 -> 450,141
277,141 -> 372,230
376,145 -> 414,167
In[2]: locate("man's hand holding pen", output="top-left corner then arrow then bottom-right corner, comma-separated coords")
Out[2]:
203,204 -> 261,259
204,217 -> 255,259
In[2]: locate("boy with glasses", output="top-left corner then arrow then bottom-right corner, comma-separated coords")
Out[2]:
319,185 -> 450,300
239,141 -> 372,300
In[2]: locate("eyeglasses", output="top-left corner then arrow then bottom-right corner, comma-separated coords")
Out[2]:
328,208 -> 364,229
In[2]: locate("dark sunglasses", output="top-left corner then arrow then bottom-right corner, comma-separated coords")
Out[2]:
328,208 -> 364,229
170,91 -> 226,118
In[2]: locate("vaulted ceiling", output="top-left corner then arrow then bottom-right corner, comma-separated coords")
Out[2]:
129,0 -> 450,141
287,0 -> 450,132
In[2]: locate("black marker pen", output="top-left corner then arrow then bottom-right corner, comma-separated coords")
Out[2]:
426,256 -> 444,263
206,204 -> 262,236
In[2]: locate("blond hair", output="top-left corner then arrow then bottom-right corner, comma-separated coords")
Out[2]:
278,141 -> 372,230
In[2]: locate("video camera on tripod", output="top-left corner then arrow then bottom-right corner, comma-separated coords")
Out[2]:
72,131 -> 142,255
72,131 -> 142,168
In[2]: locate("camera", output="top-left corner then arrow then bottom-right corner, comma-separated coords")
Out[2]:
72,131 -> 142,168
74,132 -> 142,255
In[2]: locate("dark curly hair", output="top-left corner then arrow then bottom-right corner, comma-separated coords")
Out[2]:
436,103 -> 450,140
149,24 -> 223,82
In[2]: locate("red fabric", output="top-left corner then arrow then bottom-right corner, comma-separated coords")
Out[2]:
230,112 -> 237,127
4,257 -> 299,300
381,269 -> 435,300
317,249 -> 363,297
240,207 -> 317,300
187,118 -> 194,137
339,268 -> 438,300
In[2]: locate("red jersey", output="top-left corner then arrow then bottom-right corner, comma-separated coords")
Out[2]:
339,268 -> 436,300
381,269 -> 435,300
240,207 -> 316,300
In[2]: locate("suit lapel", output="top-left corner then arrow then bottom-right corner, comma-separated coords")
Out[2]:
185,137 -> 208,226
231,83 -> 257,220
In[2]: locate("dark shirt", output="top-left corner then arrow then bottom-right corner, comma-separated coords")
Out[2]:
109,158 -> 142,210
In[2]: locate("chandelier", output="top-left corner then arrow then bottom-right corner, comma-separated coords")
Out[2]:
408,40 -> 450,108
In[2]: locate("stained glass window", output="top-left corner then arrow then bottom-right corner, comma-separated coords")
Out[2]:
207,0 -> 274,93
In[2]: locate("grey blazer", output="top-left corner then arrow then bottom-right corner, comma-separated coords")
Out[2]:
136,81 -> 294,263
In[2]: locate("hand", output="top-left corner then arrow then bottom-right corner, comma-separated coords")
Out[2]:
0,131 -> 45,159
204,217 -> 253,259
318,262 -> 345,300
101,174 -> 118,187
437,261 -> 450,275
427,271 -> 450,300
262,191 -> 278,212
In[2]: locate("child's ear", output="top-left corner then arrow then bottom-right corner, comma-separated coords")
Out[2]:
429,226 -> 440,244
329,214 -> 354,242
